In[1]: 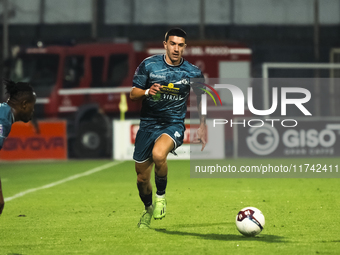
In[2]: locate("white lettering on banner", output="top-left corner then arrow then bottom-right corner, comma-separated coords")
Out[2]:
283,129 -> 336,148
246,123 -> 280,156
213,119 -> 296,128
248,119 -> 264,127
241,122 -> 340,156
205,47 -> 230,55
202,84 -> 312,117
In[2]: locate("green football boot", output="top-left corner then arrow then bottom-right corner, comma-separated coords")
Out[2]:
153,196 -> 167,219
137,206 -> 153,229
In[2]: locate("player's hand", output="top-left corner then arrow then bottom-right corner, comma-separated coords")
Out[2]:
148,83 -> 162,96
197,124 -> 207,151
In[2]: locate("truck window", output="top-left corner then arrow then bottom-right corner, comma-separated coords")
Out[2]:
63,56 -> 84,88
107,54 -> 129,87
90,56 -> 104,87
10,54 -> 59,97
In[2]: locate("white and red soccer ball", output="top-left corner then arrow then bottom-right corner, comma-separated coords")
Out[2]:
236,207 -> 265,236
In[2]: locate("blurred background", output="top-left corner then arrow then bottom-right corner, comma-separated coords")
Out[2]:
1,0 -> 339,75
0,0 -> 339,160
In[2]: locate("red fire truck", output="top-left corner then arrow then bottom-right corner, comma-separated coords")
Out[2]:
5,41 -> 251,158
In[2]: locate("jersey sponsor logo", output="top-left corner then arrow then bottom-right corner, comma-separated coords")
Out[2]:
151,93 -> 184,101
150,82 -> 183,101
151,93 -> 161,101
162,94 -> 184,101
162,82 -> 179,92
161,83 -> 180,94
181,78 -> 190,85
150,73 -> 166,80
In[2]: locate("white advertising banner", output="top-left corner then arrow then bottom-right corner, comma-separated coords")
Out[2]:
113,119 -> 225,160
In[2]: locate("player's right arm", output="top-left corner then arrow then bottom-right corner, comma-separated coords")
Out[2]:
0,179 -> 4,215
192,72 -> 207,151
130,58 -> 162,101
130,84 -> 162,101
197,98 -> 207,151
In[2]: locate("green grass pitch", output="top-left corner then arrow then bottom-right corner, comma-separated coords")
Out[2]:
0,159 -> 340,254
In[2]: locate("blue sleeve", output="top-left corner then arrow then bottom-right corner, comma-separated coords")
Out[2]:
0,122 -> 12,150
192,70 -> 205,96
132,60 -> 149,89
198,70 -> 204,79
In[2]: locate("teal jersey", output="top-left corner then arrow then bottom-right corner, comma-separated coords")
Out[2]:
0,103 -> 14,150
133,55 -> 203,126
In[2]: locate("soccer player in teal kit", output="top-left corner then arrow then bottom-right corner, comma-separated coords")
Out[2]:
0,79 -> 36,215
130,28 -> 207,228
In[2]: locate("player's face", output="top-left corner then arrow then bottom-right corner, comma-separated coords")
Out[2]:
164,36 -> 186,65
19,94 -> 36,123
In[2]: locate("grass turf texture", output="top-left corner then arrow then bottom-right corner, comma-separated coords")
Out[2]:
0,159 -> 339,254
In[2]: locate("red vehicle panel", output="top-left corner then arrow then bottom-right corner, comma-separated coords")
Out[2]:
6,41 -> 251,158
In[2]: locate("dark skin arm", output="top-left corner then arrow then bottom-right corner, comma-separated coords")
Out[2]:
0,178 -> 4,215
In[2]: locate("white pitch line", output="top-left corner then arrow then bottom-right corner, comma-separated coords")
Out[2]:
4,161 -> 124,202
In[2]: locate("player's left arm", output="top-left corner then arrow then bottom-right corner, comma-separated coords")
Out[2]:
197,95 -> 207,151
193,71 -> 207,151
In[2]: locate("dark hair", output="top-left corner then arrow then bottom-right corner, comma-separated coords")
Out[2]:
4,79 -> 35,102
164,28 -> 187,42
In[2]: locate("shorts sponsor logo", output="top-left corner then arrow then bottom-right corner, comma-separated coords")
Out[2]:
174,131 -> 181,138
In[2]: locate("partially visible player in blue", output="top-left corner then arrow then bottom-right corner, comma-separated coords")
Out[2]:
130,28 -> 207,228
0,79 -> 36,215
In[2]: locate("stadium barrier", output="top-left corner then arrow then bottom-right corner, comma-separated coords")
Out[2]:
0,121 -> 67,160
113,119 -> 225,160
234,117 -> 340,158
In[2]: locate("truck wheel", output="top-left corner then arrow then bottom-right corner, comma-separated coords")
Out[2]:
73,122 -> 106,158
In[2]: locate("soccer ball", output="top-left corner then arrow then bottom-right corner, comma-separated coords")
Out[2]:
236,207 -> 265,237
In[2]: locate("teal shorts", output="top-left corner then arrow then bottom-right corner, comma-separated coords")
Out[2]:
133,122 -> 185,163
